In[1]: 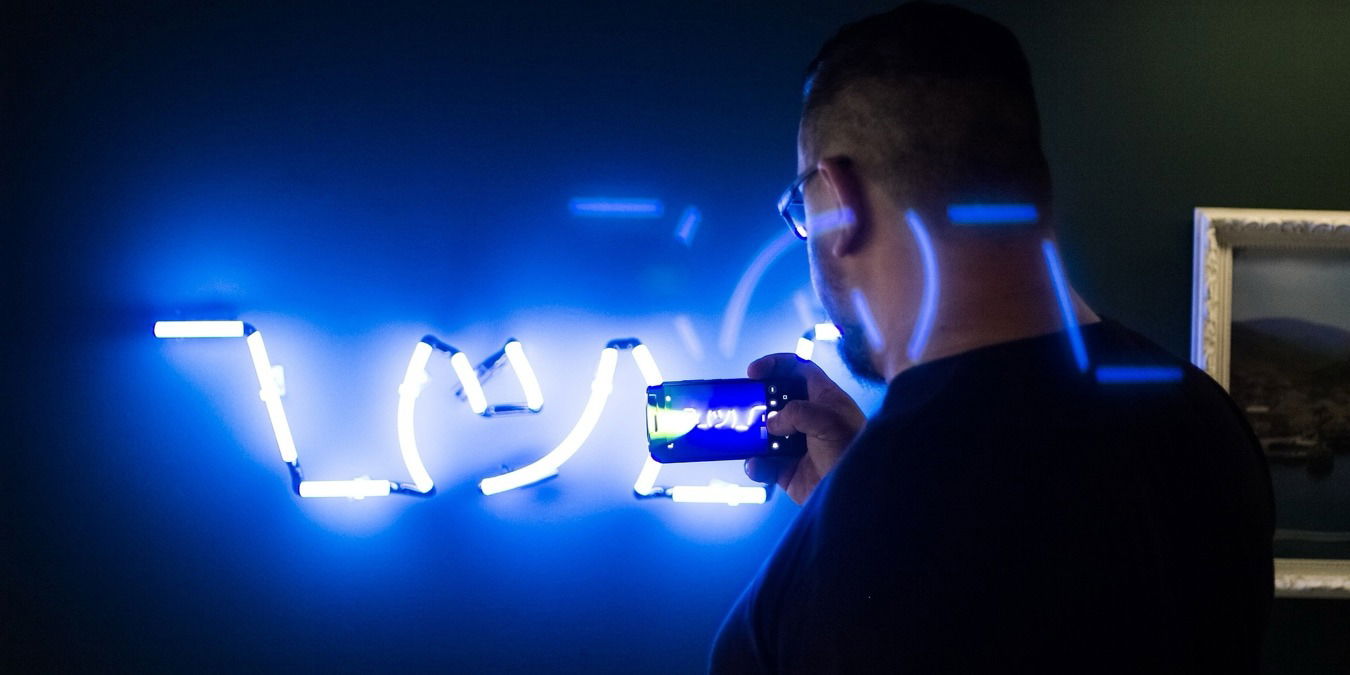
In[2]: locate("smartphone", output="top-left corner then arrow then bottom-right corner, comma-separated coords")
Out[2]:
646,377 -> 808,463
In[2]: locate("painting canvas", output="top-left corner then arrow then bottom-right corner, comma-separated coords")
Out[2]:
1229,248 -> 1350,559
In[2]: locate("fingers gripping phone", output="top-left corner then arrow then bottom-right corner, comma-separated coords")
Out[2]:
646,378 -> 808,463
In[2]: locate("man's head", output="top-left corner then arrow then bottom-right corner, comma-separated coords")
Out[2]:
795,2 -> 1053,382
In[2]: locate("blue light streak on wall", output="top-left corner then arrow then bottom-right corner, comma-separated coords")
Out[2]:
1095,365 -> 1184,384
947,203 -> 1039,226
568,197 -> 665,218
905,209 -> 939,362
1041,239 -> 1090,373
674,205 -> 702,245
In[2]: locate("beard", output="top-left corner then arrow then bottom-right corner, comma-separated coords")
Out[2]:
835,318 -> 886,385
811,239 -> 886,385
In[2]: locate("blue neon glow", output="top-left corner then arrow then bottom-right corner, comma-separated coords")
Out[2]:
905,210 -> 939,363
1095,365 -> 1183,384
669,483 -> 766,506
674,205 -> 701,245
807,206 -> 856,235
795,336 -> 815,360
1042,239 -> 1089,373
568,197 -> 664,217
719,230 -> 797,357
947,203 -> 1039,226
850,288 -> 885,352
159,321 -> 777,506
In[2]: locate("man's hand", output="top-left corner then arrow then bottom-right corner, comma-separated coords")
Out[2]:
744,353 -> 866,504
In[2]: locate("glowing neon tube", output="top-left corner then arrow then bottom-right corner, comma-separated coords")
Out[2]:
668,484 -> 767,506
504,340 -> 544,411
795,336 -> 815,361
450,351 -> 489,415
298,478 -> 393,499
633,457 -> 663,497
630,343 -> 664,387
396,341 -> 436,493
154,320 -> 246,338
1042,239 -> 1089,373
244,331 -> 299,464
478,347 -> 619,495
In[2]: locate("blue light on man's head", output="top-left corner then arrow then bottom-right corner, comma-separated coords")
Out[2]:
568,198 -> 665,218
947,203 -> 1040,226
1041,239 -> 1090,373
850,288 -> 885,353
1095,365 -> 1184,384
904,210 -> 939,363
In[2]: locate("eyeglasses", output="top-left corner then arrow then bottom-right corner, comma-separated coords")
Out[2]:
777,167 -> 820,240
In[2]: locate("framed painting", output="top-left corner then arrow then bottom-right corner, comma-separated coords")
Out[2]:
1191,207 -> 1350,597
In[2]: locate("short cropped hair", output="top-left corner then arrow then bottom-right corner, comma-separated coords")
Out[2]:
802,2 -> 1052,223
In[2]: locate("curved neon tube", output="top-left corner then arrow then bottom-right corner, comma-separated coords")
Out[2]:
396,341 -> 436,493
479,347 -> 619,495
633,457 -> 663,497
905,210 -> 939,363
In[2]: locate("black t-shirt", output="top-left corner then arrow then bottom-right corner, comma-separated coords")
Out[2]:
711,319 -> 1273,674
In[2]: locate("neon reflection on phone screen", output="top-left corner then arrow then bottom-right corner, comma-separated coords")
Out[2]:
651,381 -> 770,458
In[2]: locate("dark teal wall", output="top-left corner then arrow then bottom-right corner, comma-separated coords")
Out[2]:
963,0 -> 1350,355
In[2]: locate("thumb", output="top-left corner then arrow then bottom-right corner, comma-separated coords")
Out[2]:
766,400 -> 852,442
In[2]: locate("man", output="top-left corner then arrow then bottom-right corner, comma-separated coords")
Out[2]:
711,3 -> 1273,673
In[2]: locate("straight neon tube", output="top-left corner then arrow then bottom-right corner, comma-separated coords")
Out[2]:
245,331 -> 299,464
503,340 -> 544,411
154,320 -> 246,338
298,478 -> 393,498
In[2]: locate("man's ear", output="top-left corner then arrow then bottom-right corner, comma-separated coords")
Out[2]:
815,156 -> 869,258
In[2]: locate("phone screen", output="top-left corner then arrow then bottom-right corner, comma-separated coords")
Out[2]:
647,378 -> 801,463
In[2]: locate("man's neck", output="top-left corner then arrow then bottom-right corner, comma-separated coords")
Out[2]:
878,243 -> 1101,382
